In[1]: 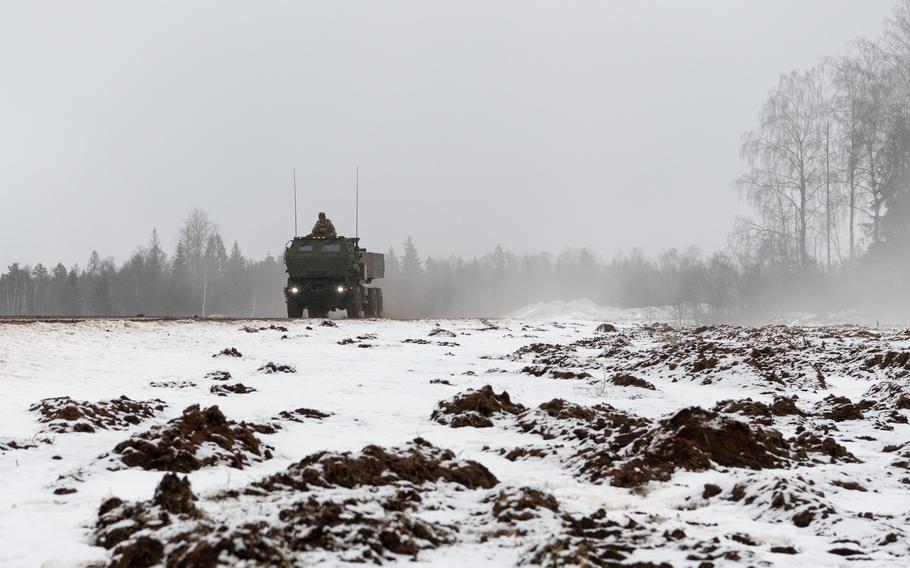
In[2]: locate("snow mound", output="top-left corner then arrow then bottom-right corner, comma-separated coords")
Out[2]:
508,299 -> 672,322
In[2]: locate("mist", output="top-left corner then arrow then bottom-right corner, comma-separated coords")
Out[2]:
2,1 -> 909,323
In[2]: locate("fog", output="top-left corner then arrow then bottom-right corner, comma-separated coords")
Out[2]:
3,1 -> 910,323
0,1 -> 892,268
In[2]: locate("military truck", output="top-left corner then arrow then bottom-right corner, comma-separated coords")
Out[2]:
283,235 -> 384,319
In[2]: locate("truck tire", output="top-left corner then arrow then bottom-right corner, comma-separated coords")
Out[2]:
287,298 -> 304,318
363,291 -> 374,318
346,288 -> 364,319
364,288 -> 382,318
364,288 -> 380,318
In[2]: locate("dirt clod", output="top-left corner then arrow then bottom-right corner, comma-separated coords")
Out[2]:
213,347 -> 242,358
429,328 -> 456,337
816,395 -> 863,422
602,407 -> 789,487
153,473 -> 199,516
487,487 -> 560,522
30,396 -> 166,433
253,438 -> 498,492
109,404 -> 273,472
205,371 -> 232,381
210,383 -> 257,396
258,362 -> 296,374
611,374 -> 656,390
274,407 -> 330,422
431,385 -> 527,428
703,484 -> 722,499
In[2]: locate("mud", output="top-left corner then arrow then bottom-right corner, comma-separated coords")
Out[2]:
502,446 -> 551,461
96,441 -> 499,565
258,362 -> 296,374
815,395 -> 864,422
724,475 -> 836,530
610,374 -> 656,390
487,487 -> 559,523
791,432 -> 859,464
96,476 -> 290,567
152,473 -> 200,516
274,407 -> 330,422
0,438 -> 41,452
861,381 -> 910,412
30,396 -> 166,433
213,347 -> 242,357
525,508 -> 681,568
517,398 -> 650,446
769,395 -> 804,416
204,370 -> 232,381
251,438 -> 498,493
585,324 -> 907,392
582,407 -> 789,487
108,404 -> 273,472
549,370 -> 593,380
713,398 -> 777,425
429,327 -> 456,337
148,380 -> 196,389
243,324 -> 288,333
864,351 -> 910,370
431,385 -> 527,428
510,342 -> 588,372
210,383 -> 257,396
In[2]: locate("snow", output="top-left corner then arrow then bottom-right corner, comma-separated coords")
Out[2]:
0,318 -> 908,566
508,299 -> 673,322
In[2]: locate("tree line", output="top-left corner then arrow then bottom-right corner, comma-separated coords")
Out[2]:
3,2 -> 910,323
0,209 -> 286,318
1,214 -> 882,323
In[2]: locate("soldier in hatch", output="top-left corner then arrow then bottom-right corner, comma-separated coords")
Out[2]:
310,212 -> 337,238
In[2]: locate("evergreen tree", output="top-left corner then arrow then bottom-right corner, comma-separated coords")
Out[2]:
51,263 -> 67,315
63,267 -> 81,315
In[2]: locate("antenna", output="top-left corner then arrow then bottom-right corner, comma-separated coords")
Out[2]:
293,167 -> 298,237
355,165 -> 359,240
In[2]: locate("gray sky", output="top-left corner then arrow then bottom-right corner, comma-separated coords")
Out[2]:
0,0 -> 895,269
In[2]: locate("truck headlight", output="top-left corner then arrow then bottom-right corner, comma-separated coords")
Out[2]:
337,286 -> 345,293
290,287 -> 299,294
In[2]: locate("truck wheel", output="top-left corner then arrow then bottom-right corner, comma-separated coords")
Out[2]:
363,288 -> 377,318
346,288 -> 364,319
362,295 -> 373,318
287,298 -> 304,318
364,288 -> 382,318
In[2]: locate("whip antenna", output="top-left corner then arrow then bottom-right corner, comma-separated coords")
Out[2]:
293,167 -> 298,237
355,165 -> 359,240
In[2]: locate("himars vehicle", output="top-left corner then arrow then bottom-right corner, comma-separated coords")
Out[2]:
283,234 -> 384,319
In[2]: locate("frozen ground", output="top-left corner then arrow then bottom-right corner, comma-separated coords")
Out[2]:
0,317 -> 909,567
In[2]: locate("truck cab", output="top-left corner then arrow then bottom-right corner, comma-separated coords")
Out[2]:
283,235 -> 384,319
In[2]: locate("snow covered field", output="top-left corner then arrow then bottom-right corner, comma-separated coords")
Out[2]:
1,318 -> 909,567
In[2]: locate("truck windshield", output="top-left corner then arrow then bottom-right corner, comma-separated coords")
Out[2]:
297,245 -> 315,252
322,244 -> 342,252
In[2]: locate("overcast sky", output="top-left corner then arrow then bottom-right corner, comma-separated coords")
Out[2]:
0,0 -> 895,270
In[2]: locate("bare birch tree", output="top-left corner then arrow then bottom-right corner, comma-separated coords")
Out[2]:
737,69 -> 826,269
